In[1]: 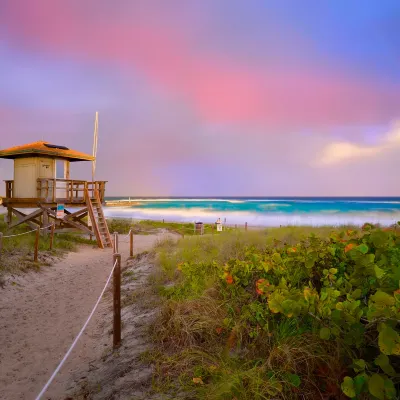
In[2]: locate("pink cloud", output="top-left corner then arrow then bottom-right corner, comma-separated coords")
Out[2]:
2,0 -> 399,128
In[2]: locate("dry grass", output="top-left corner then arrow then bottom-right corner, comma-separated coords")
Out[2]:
154,295 -> 227,351
151,327 -> 343,399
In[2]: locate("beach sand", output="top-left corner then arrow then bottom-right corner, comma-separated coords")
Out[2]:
0,232 -> 173,400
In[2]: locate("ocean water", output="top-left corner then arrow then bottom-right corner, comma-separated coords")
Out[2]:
103,197 -> 400,227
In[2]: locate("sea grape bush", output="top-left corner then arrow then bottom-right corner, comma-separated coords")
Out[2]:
217,224 -> 400,399
169,224 -> 400,398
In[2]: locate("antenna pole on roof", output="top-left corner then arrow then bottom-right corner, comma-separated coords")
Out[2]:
92,111 -> 99,182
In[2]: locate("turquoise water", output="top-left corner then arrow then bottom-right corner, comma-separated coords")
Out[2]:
103,197 -> 400,227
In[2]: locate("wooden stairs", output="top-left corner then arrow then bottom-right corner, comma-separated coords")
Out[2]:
85,188 -> 112,248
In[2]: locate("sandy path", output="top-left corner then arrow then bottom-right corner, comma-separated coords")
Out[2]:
0,233 -> 167,400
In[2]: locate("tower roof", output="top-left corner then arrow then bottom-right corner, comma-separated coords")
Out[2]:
0,141 -> 94,162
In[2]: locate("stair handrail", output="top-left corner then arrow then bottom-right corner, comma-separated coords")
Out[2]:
85,187 -> 104,249
94,188 -> 112,246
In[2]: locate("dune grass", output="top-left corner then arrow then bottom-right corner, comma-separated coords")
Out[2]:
107,218 -> 227,236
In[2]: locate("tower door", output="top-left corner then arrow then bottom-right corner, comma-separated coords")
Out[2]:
38,159 -> 55,200
14,163 -> 36,198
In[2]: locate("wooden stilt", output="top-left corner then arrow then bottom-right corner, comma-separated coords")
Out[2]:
7,207 -> 12,227
42,210 -> 49,236
49,224 -> 55,250
34,227 -> 40,262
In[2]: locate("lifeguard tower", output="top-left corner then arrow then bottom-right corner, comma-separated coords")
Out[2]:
0,141 -> 112,248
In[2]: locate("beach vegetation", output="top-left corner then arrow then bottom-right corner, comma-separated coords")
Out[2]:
0,215 -> 95,279
148,224 -> 400,399
107,218 -> 228,236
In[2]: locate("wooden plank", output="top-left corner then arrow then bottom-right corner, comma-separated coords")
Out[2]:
2,202 -> 87,209
61,218 -> 93,235
69,180 -> 73,203
64,207 -> 88,220
7,207 -> 12,228
34,227 -> 40,262
39,205 -> 94,236
9,208 -> 43,230
2,198 -> 46,203
49,224 -> 55,250
42,209 -> 49,236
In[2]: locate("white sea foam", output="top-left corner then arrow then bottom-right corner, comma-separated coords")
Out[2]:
259,203 -> 291,209
103,206 -> 400,227
108,198 -> 400,205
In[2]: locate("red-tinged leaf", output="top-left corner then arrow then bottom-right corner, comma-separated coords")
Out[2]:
345,243 -> 356,253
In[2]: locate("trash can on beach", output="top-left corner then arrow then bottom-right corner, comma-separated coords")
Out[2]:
195,222 -> 204,235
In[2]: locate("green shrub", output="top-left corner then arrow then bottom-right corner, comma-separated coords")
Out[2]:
151,224 -> 400,399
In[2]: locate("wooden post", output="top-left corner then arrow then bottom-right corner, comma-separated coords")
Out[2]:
49,224 -> 55,250
129,230 -> 134,257
7,207 -> 12,228
0,232 -> 3,259
113,232 -> 118,253
245,222 -> 248,231
34,226 -> 40,262
113,253 -> 121,349
235,224 -> 237,230
163,219 -> 165,223
52,178 -> 56,202
42,210 -> 49,236
212,224 -> 214,235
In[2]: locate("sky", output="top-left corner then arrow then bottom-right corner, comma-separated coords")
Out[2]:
0,0 -> 400,196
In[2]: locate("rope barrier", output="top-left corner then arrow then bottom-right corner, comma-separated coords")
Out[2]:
34,257 -> 118,400
2,224 -> 53,239
2,229 -> 38,238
